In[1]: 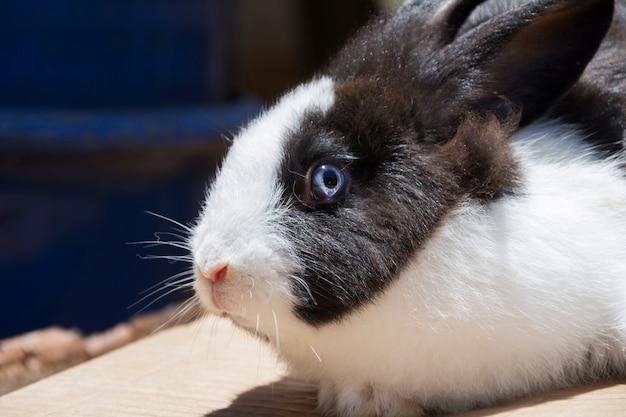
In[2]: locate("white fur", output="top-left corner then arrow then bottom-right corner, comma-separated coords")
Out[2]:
269,120 -> 626,414
193,93 -> 626,414
191,77 -> 336,334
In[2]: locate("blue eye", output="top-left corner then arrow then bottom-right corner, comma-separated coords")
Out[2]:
307,162 -> 350,206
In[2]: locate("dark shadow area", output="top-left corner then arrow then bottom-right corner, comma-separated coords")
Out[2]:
204,378 -> 625,417
204,377 -> 320,417
454,380 -> 624,417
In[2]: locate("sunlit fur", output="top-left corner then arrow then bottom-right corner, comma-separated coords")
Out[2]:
191,102 -> 626,415
274,121 -> 626,414
185,0 -> 626,416
191,77 -> 336,338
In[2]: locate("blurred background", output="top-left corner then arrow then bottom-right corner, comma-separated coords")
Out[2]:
0,0 -> 403,340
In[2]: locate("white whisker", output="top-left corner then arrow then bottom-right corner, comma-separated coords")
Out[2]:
265,280 -> 275,300
310,344 -> 322,363
153,231 -> 190,243
140,269 -> 195,294
130,283 -> 193,314
130,274 -> 194,309
288,169 -> 306,179
298,250 -> 352,298
290,274 -> 317,305
136,254 -> 193,263
128,211 -> 199,318
220,132 -> 233,145
248,276 -> 256,299
130,240 -> 190,251
174,297 -> 202,321
145,210 -> 193,233
151,298 -> 200,334
271,308 -> 281,355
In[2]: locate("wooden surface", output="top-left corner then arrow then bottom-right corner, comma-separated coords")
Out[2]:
1,317 -> 626,416
0,306 -> 195,396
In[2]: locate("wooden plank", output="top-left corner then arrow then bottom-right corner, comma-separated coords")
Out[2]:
1,317 -> 625,416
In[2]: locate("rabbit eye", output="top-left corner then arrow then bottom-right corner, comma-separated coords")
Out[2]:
305,162 -> 350,207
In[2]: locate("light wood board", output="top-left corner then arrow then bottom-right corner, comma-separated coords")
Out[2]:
1,318 -> 625,416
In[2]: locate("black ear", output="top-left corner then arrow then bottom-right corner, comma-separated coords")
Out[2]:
422,0 -> 615,124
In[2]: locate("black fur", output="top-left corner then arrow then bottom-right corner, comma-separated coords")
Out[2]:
548,3 -> 626,151
277,0 -> 623,325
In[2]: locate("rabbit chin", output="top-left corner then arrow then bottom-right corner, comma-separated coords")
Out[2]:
263,122 -> 626,415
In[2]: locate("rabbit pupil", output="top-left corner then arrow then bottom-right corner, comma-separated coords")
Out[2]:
322,168 -> 338,188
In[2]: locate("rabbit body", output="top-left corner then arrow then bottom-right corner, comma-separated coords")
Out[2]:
281,121 -> 626,415
191,0 -> 626,415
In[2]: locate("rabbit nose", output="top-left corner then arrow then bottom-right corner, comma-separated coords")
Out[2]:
202,264 -> 229,283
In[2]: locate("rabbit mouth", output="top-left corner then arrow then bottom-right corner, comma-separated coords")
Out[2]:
194,269 -> 235,314
209,286 -> 228,312
204,286 -> 256,329
202,282 -> 255,329
227,313 -> 257,330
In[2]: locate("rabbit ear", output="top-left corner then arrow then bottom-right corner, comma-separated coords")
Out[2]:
398,0 -> 487,43
400,0 -> 614,125
456,0 -> 614,124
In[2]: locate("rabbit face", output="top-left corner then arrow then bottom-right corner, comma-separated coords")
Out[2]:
192,68 -> 521,330
192,77 -> 337,333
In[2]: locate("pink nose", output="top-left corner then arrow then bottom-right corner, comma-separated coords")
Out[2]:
203,264 -> 229,283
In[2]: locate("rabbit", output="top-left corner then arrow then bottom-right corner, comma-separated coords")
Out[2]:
189,0 -> 626,415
